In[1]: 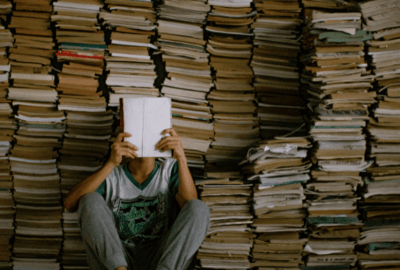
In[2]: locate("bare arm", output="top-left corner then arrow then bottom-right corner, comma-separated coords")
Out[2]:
64,133 -> 138,212
156,128 -> 197,208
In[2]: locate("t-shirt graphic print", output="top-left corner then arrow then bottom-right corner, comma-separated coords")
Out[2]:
114,193 -> 167,246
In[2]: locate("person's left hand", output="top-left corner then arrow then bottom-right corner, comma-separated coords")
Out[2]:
156,128 -> 186,161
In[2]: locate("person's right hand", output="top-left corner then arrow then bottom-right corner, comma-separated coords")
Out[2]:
108,133 -> 138,167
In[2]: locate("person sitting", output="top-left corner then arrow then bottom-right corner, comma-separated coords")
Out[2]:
64,128 -> 210,270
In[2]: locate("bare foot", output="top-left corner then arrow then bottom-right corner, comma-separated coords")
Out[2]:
115,266 -> 127,270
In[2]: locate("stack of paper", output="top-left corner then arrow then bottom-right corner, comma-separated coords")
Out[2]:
7,0 -> 58,110
195,169 -> 254,270
360,1 -> 400,159
0,1 -> 11,21
241,137 -> 311,269
252,0 -> 307,140
300,5 -> 374,269
303,169 -> 364,268
61,212 -> 89,270
359,0 -> 400,169
356,2 -> 400,268
0,21 -> 15,270
100,0 -> 159,106
7,1 -> 63,267
357,171 -> 400,269
301,9 -> 375,154
13,258 -> 61,270
10,121 -> 64,267
156,0 -> 213,176
52,1 -> 109,268
205,0 -> 258,165
52,0 -> 106,112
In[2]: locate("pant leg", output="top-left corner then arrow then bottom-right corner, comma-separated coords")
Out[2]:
77,192 -> 129,270
150,199 -> 210,270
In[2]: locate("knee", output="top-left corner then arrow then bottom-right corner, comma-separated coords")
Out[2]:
77,192 -> 105,216
184,199 -> 210,225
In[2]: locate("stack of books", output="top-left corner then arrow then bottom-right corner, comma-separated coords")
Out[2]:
195,169 -> 254,270
356,1 -> 400,268
241,137 -> 311,268
357,168 -> 400,269
252,0 -> 307,140
0,1 -> 11,22
0,15 -> 15,270
51,1 -> 110,269
100,0 -> 159,107
300,4 -> 374,269
156,0 -> 213,176
7,2 -> 64,269
205,0 -> 258,165
52,0 -> 106,112
61,211 -> 88,270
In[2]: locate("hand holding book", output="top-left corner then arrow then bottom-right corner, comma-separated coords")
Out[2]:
156,128 -> 186,161
108,132 -> 138,167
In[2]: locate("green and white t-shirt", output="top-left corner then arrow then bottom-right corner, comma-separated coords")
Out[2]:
96,158 -> 180,247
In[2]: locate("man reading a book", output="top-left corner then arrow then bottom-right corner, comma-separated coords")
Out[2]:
63,128 -> 210,270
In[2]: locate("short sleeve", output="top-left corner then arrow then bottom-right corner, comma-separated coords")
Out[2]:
169,161 -> 179,197
95,181 -> 106,198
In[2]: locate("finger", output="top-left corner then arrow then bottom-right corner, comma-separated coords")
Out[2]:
115,132 -> 131,143
157,137 -> 181,149
118,148 -> 138,158
159,142 -> 181,151
162,128 -> 178,136
114,141 -> 138,151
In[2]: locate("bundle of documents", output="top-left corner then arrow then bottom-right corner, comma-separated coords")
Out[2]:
52,1 -> 108,268
195,169 -> 254,269
61,211 -> 89,270
300,3 -> 374,269
355,2 -> 400,268
52,0 -> 106,112
252,0 -> 307,140
6,1 -> 64,265
205,0 -> 258,164
304,169 -> 363,269
0,23 -> 14,269
101,0 -> 159,106
10,109 -> 64,264
13,258 -> 61,270
156,0 -> 213,176
357,171 -> 400,269
302,7 -> 374,178
0,0 -> 11,20
241,137 -> 311,268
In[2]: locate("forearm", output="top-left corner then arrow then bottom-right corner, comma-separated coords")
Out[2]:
176,157 -> 198,207
64,161 -> 116,212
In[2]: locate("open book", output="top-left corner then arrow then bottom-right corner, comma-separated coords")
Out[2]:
121,97 -> 172,158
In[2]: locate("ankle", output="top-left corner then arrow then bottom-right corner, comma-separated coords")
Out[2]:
115,266 -> 127,270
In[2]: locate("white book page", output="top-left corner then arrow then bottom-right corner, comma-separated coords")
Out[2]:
143,97 -> 172,157
123,98 -> 144,156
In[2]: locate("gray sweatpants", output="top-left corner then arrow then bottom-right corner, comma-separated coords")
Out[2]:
77,192 -> 210,270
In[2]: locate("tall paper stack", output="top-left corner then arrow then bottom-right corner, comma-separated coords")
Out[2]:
241,137 -> 311,269
357,0 -> 400,268
252,0 -> 307,140
51,1 -> 109,269
100,0 -> 159,107
156,0 -> 213,177
196,169 -> 254,270
300,2 -> 374,268
205,0 -> 258,167
8,1 -> 64,269
0,12 -> 15,270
